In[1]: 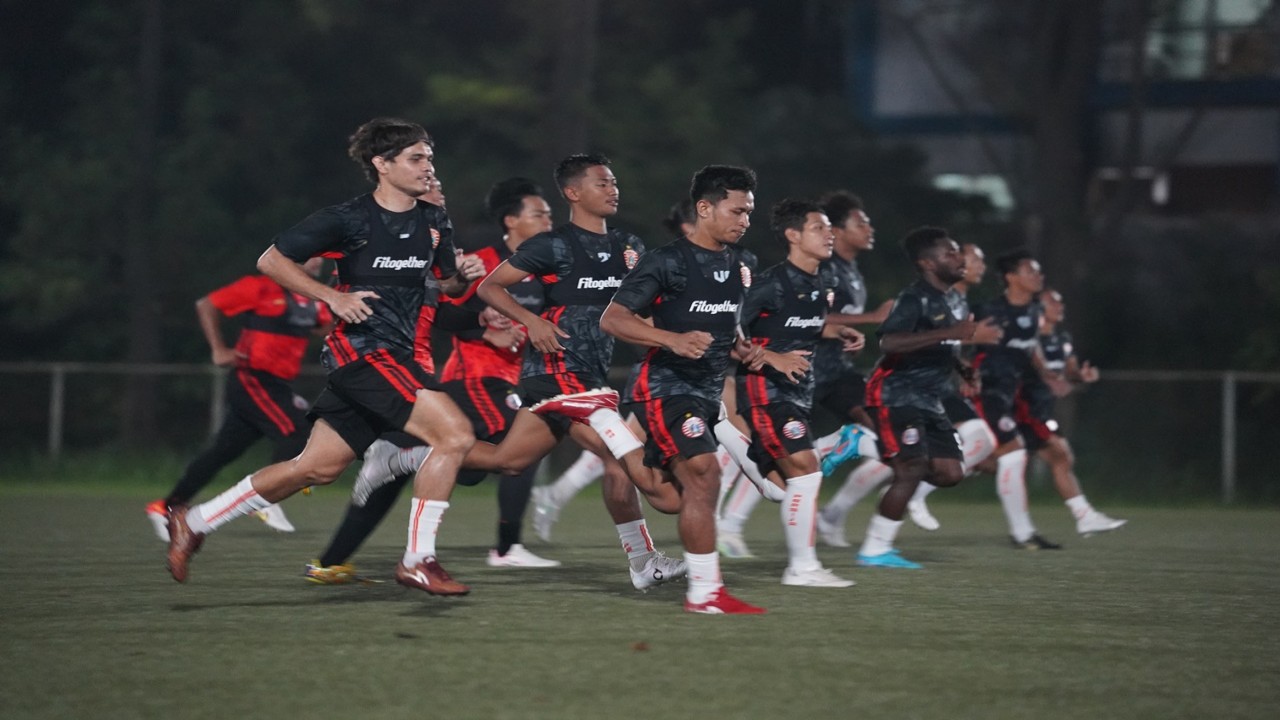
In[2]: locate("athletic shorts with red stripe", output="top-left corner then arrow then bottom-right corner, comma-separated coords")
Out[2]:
867,405 -> 963,462
309,348 -> 443,455
442,377 -> 521,443
1014,388 -> 1057,451
636,395 -> 719,469
740,401 -> 814,475
228,367 -> 308,440
517,371 -> 604,436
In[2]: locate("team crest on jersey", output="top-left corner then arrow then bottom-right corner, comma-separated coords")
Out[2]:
782,420 -> 807,440
713,270 -> 730,283
952,305 -> 966,320
740,264 -> 752,288
597,251 -> 611,262
623,247 -> 639,269
998,415 -> 1017,432
1017,316 -> 1033,329
681,415 -> 707,438
1063,342 -> 1073,356
1045,419 -> 1059,433
505,393 -> 523,411
429,228 -> 441,249
902,427 -> 921,445
826,289 -> 836,307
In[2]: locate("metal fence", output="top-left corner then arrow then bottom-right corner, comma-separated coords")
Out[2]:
1,362 -> 1277,504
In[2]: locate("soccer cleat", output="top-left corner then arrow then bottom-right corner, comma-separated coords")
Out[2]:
352,439 -> 401,507
304,560 -> 358,585
630,551 -> 687,591
395,557 -> 470,596
907,499 -> 941,531
528,387 -> 619,423
165,505 -> 205,583
856,549 -> 923,569
816,510 -> 851,548
820,423 -> 866,475
486,544 -> 562,568
145,499 -> 170,542
684,588 -> 767,615
531,485 -> 561,542
1076,510 -> 1127,536
254,504 -> 295,533
782,565 -> 856,587
1011,533 -> 1063,550
715,530 -> 754,559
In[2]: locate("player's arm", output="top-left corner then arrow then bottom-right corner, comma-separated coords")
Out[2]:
258,246 -> 380,325
880,315 -> 1001,354
824,299 -> 894,327
477,261 -> 566,353
194,294 -> 241,367
437,252 -> 486,297
600,302 -> 711,358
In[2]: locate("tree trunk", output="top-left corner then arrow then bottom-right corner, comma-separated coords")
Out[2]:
537,0 -> 600,175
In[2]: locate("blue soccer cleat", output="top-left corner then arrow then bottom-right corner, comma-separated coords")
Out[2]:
856,549 -> 923,569
821,424 -> 866,475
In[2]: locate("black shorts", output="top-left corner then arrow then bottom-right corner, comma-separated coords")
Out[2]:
1014,391 -> 1058,451
868,405 -> 962,462
942,394 -> 980,424
814,368 -> 867,420
637,395 -> 720,469
443,377 -> 521,442
228,368 -> 309,441
740,402 -> 814,473
309,349 -> 443,455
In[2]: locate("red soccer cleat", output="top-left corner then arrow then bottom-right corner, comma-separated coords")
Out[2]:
145,499 -> 170,542
683,588 -> 767,615
395,557 -> 471,596
528,387 -> 619,423
166,505 -> 205,583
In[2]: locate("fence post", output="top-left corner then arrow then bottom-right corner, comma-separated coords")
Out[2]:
1221,371 -> 1237,504
49,363 -> 66,460
209,368 -> 225,437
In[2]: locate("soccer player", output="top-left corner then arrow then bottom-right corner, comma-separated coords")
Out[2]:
601,164 -> 768,614
164,118 -> 487,596
732,198 -> 864,587
854,227 -> 1001,569
145,258 -> 332,540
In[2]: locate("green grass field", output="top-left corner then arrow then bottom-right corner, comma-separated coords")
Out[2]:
1,478 -> 1277,720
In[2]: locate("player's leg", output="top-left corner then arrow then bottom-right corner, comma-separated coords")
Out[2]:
1039,435 -> 1127,535
306,472 -> 413,584
772,446 -> 853,588
716,471 -> 761,558
816,457 -> 893,547
150,410 -> 260,541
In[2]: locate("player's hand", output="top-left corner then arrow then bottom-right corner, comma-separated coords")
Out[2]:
527,316 -> 569,354
479,306 -> 513,330
483,326 -> 524,353
766,349 -> 811,383
456,252 -> 487,282
959,315 -> 1002,344
668,330 -> 714,360
210,347 -> 246,368
733,336 -> 766,370
957,362 -> 981,397
838,326 -> 866,353
1078,361 -> 1100,383
1046,374 -> 1073,398
330,290 -> 381,324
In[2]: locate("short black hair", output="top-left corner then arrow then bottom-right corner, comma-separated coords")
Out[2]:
770,198 -> 822,250
486,177 -> 544,233
554,153 -> 611,192
347,118 -> 432,184
995,248 -> 1036,283
690,165 -> 757,205
903,226 -> 951,265
818,190 -> 864,229
661,199 -> 695,237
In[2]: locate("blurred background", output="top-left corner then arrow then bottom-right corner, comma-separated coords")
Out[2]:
1,0 -> 1277,502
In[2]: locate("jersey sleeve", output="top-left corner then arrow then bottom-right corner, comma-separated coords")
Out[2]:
740,268 -> 781,328
507,234 -> 567,277
205,275 -> 269,317
273,207 -> 351,262
877,287 -> 924,337
610,248 -> 676,314
429,210 -> 460,280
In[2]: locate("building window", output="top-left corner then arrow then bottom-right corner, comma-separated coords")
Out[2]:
1100,0 -> 1278,81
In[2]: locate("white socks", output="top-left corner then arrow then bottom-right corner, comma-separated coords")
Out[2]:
958,418 -> 997,471
587,409 -> 643,458
189,476 -> 272,534
617,519 -> 656,563
823,460 -> 893,522
713,419 -> 785,502
859,513 -> 902,557
719,473 -> 764,534
549,451 -> 604,507
403,498 -> 449,567
1065,494 -> 1093,519
684,551 -> 723,604
996,449 -> 1036,542
782,472 -> 822,571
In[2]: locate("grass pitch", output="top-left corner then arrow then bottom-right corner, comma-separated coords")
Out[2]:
1,480 -> 1276,720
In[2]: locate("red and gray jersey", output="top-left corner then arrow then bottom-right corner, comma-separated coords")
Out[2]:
618,238 -> 751,404
273,193 -> 458,371
865,279 -> 968,415
206,275 -> 332,381
507,223 -> 643,384
736,261 -> 834,412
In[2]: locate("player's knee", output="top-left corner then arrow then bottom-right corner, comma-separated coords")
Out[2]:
931,464 -> 964,487
433,425 -> 476,458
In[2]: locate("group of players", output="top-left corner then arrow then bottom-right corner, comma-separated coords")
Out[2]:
149,116 -> 1123,615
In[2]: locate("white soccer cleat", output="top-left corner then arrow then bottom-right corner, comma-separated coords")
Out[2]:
907,499 -> 941,531
531,485 -> 562,542
781,565 -> 856,588
716,530 -> 754,559
254,504 -> 296,533
630,551 -> 687,591
486,544 -> 562,568
816,510 -> 851,548
1076,510 -> 1127,536
352,439 -> 401,507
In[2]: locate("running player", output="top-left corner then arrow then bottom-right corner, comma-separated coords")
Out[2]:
601,164 -> 768,614
146,258 -> 332,540
164,118 -> 487,596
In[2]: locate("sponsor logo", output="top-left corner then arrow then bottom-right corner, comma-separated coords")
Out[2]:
902,427 -> 921,445
596,251 -> 611,262
623,247 -> 639,269
505,393 -> 523,411
740,264 -> 752,288
782,420 -> 807,440
372,256 -> 428,270
998,416 -> 1017,432
576,276 -> 622,290
1017,315 -> 1033,328
1007,338 -> 1038,350
689,300 -> 738,314
681,416 -> 707,438
713,270 -> 730,283
784,316 -> 824,329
